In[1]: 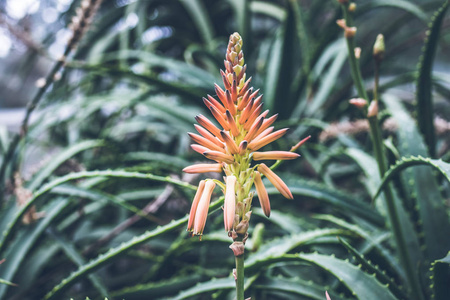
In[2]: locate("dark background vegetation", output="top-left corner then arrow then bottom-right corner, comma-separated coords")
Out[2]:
0,0 -> 449,299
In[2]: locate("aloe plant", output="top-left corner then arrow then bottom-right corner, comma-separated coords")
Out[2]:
0,0 -> 449,299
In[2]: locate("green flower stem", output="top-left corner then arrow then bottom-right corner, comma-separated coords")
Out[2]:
235,253 -> 245,300
341,4 -> 424,300
342,7 -> 368,101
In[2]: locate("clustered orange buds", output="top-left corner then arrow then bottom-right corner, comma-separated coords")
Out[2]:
184,32 -> 308,239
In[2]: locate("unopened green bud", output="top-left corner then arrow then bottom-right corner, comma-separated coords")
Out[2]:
373,34 -> 385,62
235,219 -> 249,235
233,65 -> 243,77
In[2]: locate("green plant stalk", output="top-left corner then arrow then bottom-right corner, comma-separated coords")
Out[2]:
235,254 -> 245,300
341,4 -> 425,300
0,48 -> 71,203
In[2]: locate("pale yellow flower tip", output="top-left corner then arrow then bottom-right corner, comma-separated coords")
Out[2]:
253,171 -> 270,217
187,180 -> 206,232
183,163 -> 223,174
224,175 -> 237,231
193,180 -> 216,236
257,163 -> 293,199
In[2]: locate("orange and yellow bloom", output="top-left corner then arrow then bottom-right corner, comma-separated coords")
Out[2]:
183,32 -> 309,239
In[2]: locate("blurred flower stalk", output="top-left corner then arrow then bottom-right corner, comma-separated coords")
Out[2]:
183,32 -> 309,300
338,1 -> 424,300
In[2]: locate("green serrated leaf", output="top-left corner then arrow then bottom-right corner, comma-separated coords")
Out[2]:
42,197 -> 224,300
416,0 -> 449,158
299,252 -> 399,300
246,228 -> 349,272
0,170 -> 196,257
172,277 -> 234,300
254,277 -> 348,300
27,140 -> 104,191
431,252 -> 450,300
338,237 -> 407,299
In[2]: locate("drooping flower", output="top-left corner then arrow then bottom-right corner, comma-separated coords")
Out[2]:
183,32 -> 309,239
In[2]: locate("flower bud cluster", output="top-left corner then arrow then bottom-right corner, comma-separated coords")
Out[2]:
184,32 -> 309,240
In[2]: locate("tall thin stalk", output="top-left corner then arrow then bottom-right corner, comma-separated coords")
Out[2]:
340,3 -> 425,300
0,0 -> 103,203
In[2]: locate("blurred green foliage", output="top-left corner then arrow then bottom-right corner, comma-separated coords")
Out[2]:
0,0 -> 449,299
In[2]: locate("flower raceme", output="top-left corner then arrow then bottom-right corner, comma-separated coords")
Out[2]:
183,32 -> 309,239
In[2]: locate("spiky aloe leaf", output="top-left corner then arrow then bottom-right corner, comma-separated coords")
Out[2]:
254,277 -> 349,300
0,199 -> 70,298
431,252 -> 450,300
47,228 -> 109,298
415,0 -> 449,157
172,277 -> 235,300
316,215 -> 404,281
270,177 -> 384,226
338,237 -> 407,299
358,0 -> 428,22
110,274 -> 203,299
245,228 -> 350,271
247,253 -> 399,300
0,170 -> 196,256
374,156 -> 450,200
27,140 -> 104,190
385,96 -> 450,262
43,198 -> 224,300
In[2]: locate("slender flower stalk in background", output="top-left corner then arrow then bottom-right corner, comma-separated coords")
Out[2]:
337,2 -> 424,300
183,32 -> 309,300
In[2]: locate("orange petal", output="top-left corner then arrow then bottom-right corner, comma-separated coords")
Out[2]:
191,144 -> 211,155
252,151 -> 300,161
253,127 -> 274,142
188,132 -> 225,153
243,103 -> 263,130
225,90 -> 236,115
224,175 -> 237,231
215,84 -> 229,109
237,87 -> 253,111
194,124 -> 224,147
209,105 -> 230,131
220,70 -> 231,90
187,180 -> 206,231
231,79 -> 238,103
239,98 -> 254,124
204,95 -> 226,114
258,163 -> 293,199
183,163 -> 223,174
220,131 -> 240,154
226,110 -> 240,137
195,115 -> 224,141
203,151 -> 234,164
290,135 -> 311,152
244,116 -> 264,142
248,128 -> 288,151
255,114 -> 278,137
239,140 -> 248,155
193,180 -> 216,235
253,171 -> 270,217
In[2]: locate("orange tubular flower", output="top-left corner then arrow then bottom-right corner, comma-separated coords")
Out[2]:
193,180 -> 216,236
184,32 -> 308,239
258,163 -> 293,199
253,171 -> 270,217
187,180 -> 206,232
